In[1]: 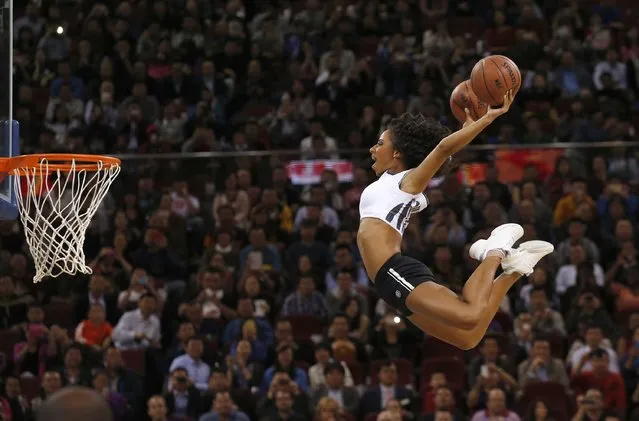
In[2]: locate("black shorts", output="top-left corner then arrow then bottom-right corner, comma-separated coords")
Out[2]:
374,253 -> 435,316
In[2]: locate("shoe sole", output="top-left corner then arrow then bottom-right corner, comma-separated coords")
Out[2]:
490,223 -> 524,240
516,240 -> 554,255
502,240 -> 554,275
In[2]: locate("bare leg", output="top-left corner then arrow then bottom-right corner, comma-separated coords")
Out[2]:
405,255 -> 503,331
407,272 -> 521,349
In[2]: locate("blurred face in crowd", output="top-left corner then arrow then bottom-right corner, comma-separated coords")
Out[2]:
27,305 -> 44,323
616,220 -> 633,242
277,348 -> 294,367
434,387 -> 454,410
275,321 -> 293,342
237,298 -> 254,318
236,339 -> 251,360
214,392 -> 233,415
473,183 -> 491,203
148,396 -> 167,420
487,389 -> 506,415
88,304 -> 106,324
244,276 -> 260,297
569,244 -> 586,265
585,327 -> 603,348
481,338 -> 499,361
529,289 -> 548,312
434,411 -> 453,421
242,320 -> 257,341
139,295 -> 157,317
378,364 -> 397,387
297,276 -> 315,296
105,348 -> 122,369
201,270 -> 222,291
584,389 -> 603,412
325,367 -> 344,389
177,322 -> 195,343
275,390 -> 293,412
314,347 -> 330,365
186,338 -> 203,360
331,316 -> 349,338
172,368 -> 189,392
336,271 -> 353,292
209,371 -> 228,392
249,228 -> 266,248
4,377 -> 20,398
43,371 -> 62,395
531,339 -> 551,362
93,372 -> 109,392
64,348 -> 82,368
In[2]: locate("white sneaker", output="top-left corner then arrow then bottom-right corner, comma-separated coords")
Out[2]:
469,223 -> 524,261
501,240 -> 554,275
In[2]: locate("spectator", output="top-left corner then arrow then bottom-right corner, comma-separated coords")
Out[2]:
470,388 -> 521,421
199,391 -> 250,421
360,361 -> 413,418
310,362 -> 359,415
261,344 -> 309,394
517,336 -> 570,389
168,336 -> 210,392
281,276 -> 328,319
163,367 -> 200,420
74,303 -> 113,351
308,344 -> 354,391
29,371 -> 62,415
112,293 -> 161,350
571,348 -> 626,413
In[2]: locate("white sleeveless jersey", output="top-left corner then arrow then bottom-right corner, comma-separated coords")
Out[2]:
359,170 -> 429,235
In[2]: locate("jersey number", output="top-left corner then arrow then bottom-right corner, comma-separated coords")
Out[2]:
385,202 -> 413,230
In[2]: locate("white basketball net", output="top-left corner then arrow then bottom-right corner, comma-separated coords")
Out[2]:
12,158 -> 121,282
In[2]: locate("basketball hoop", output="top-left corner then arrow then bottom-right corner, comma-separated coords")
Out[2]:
0,154 -> 121,282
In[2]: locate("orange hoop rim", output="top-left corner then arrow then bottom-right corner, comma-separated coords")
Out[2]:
0,154 -> 121,174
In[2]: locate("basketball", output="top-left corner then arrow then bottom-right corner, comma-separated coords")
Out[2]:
470,55 -> 521,106
449,80 -> 488,123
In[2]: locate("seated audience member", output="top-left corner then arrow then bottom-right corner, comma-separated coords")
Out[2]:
112,293 -> 161,350
468,336 -> 513,389
325,269 -> 368,317
222,297 -> 274,347
92,369 -> 130,420
310,362 -> 359,415
360,361 -> 413,418
0,275 -> 31,329
74,303 -> 113,351
308,344 -> 354,390
72,274 -> 120,326
165,321 -> 196,362
147,395 -> 173,421
267,319 -> 315,364
57,345 -> 92,386
230,319 -> 268,363
199,391 -> 251,421
467,364 -> 517,412
199,364 -> 255,418
470,388 -> 521,421
29,371 -> 62,414
517,336 -> 570,389
314,396 -> 345,421
163,367 -> 200,420
281,275 -> 328,318
422,385 -> 464,421
168,336 -> 211,392
571,348 -> 626,413
2,376 -> 28,421
568,325 -> 620,374
226,339 -> 265,389
323,313 -> 367,363
371,311 -> 414,360
261,344 -> 309,394
572,389 -> 619,421
257,372 -> 311,420
102,347 -> 145,416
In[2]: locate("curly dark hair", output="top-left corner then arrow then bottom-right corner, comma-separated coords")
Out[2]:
386,113 -> 451,170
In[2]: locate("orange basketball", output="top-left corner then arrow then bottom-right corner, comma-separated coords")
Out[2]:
470,55 -> 521,106
449,80 -> 488,123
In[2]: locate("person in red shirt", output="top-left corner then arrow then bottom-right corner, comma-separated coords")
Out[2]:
74,303 -> 113,351
571,348 -> 626,413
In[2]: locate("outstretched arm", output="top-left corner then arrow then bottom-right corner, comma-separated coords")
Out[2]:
401,91 -> 514,195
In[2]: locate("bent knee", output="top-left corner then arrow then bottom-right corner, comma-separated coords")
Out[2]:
456,335 -> 482,351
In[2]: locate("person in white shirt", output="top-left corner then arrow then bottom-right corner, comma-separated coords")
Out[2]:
568,325 -> 619,374
555,243 -> 604,296
593,49 -> 627,90
168,336 -> 210,392
112,293 -> 161,350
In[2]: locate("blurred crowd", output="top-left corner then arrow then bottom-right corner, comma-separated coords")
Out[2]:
2,0 -> 639,421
